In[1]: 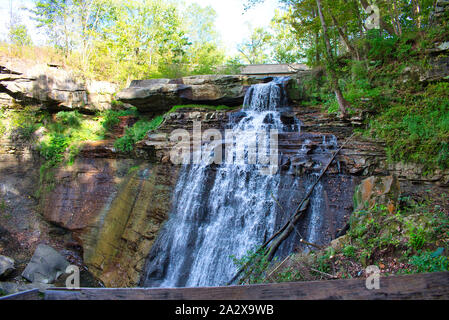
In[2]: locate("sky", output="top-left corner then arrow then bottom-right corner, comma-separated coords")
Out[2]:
0,0 -> 280,55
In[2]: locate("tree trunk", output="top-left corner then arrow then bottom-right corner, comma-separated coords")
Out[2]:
330,12 -> 360,60
316,0 -> 349,117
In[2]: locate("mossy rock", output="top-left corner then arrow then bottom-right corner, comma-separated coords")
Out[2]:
353,175 -> 401,214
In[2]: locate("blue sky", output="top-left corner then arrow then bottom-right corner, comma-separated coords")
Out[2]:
0,0 -> 280,56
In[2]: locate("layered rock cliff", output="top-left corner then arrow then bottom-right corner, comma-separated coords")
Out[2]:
0,58 -> 448,288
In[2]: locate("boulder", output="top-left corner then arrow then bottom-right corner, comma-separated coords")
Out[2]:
353,175 -> 401,214
0,58 -> 118,111
22,244 -> 70,284
0,255 -> 15,278
116,75 -> 273,113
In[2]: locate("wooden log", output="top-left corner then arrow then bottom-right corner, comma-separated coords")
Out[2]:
45,272 -> 449,300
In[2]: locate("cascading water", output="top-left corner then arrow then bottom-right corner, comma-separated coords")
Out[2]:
141,78 -> 344,288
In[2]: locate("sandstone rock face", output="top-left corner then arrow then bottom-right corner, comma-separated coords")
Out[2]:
22,244 -> 70,284
82,163 -> 179,287
0,58 -> 117,111
40,159 -> 139,233
353,175 -> 401,214
116,75 -> 276,113
0,255 -> 15,278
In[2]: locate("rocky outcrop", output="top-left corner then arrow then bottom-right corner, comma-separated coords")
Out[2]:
82,164 -> 179,287
0,255 -> 15,279
353,175 -> 401,214
431,0 -> 449,25
22,244 -> 70,284
0,58 -> 117,111
116,75 -> 280,113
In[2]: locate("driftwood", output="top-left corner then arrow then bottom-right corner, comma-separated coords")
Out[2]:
227,133 -> 355,285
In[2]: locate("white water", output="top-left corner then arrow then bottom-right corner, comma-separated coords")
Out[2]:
142,78 -> 335,287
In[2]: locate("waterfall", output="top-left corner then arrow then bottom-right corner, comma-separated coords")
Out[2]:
141,78 -> 339,288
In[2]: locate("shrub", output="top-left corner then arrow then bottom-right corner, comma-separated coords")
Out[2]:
231,247 -> 271,284
9,108 -> 40,141
100,107 -> 139,132
410,249 -> 449,273
55,111 -> 82,127
114,116 -> 164,152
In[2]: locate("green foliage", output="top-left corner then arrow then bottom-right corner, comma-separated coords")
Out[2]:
343,245 -> 356,258
408,226 -> 426,251
0,198 -> 8,213
114,117 -> 163,153
231,247 -> 271,284
9,108 -> 40,141
410,249 -> 449,273
39,132 -> 70,167
9,24 -> 33,46
0,109 -> 6,136
30,0 -> 228,84
38,111 -> 105,168
366,82 -> 449,170
100,107 -> 139,132
55,111 -> 82,127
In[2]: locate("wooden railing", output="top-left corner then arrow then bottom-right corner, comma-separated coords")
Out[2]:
0,289 -> 41,300
43,272 -> 449,300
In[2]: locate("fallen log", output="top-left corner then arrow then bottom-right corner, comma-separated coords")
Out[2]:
227,133 -> 356,285
265,133 -> 355,261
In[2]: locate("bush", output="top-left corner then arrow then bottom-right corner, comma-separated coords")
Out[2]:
39,133 -> 70,167
100,107 -> 139,132
114,116 -> 164,152
55,111 -> 82,128
410,249 -> 449,273
231,247 -> 271,284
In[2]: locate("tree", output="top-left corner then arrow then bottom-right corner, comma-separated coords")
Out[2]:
8,1 -> 32,46
32,0 -> 76,55
9,25 -> 33,46
315,0 -> 349,117
269,10 -> 304,63
237,26 -> 272,64
183,3 -> 226,75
